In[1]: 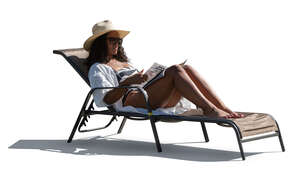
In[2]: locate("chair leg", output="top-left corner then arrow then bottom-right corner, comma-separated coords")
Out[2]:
150,118 -> 162,152
67,110 -> 84,143
200,122 -> 209,142
117,117 -> 127,134
235,133 -> 245,160
225,121 -> 245,160
67,92 -> 94,143
275,121 -> 285,152
277,131 -> 285,152
231,124 -> 245,160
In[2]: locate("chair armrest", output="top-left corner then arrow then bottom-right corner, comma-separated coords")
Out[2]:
86,86 -> 152,114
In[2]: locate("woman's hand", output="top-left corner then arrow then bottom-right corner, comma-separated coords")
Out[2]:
123,69 -> 148,85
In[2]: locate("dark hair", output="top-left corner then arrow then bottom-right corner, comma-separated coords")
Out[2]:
86,33 -> 129,69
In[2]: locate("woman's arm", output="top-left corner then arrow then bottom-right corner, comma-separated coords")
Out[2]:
103,80 -> 130,105
103,70 -> 148,105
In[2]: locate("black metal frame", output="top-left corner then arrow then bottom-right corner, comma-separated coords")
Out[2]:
67,86 -> 285,160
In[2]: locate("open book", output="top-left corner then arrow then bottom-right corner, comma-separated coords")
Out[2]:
133,59 -> 187,89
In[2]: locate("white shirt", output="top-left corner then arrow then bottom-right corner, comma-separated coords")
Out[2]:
88,62 -> 192,115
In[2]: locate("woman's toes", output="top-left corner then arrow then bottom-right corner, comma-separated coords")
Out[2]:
224,113 -> 234,119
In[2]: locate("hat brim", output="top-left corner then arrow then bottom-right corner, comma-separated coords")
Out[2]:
83,29 -> 129,51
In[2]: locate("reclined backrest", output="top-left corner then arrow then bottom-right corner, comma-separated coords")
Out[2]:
53,48 -> 117,111
53,48 -> 90,86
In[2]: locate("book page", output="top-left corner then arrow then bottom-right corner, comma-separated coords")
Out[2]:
144,63 -> 166,80
132,59 -> 187,88
134,62 -> 166,88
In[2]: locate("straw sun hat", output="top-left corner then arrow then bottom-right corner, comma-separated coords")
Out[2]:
83,20 -> 130,51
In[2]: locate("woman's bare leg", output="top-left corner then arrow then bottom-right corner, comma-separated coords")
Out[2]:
124,65 -> 230,117
182,64 -> 244,118
160,65 -> 243,118
160,87 -> 182,108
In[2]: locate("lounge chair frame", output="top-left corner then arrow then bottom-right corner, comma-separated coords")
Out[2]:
53,49 -> 285,160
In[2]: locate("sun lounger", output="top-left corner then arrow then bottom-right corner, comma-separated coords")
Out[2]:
53,48 -> 285,160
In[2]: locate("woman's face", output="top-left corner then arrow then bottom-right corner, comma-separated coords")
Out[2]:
106,31 -> 121,57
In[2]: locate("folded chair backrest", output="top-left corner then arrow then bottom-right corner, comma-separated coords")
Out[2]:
53,48 -> 90,86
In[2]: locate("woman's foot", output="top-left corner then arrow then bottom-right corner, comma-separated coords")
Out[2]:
205,107 -> 240,118
221,106 -> 245,118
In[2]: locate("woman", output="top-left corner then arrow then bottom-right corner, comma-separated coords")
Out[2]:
86,20 -> 244,118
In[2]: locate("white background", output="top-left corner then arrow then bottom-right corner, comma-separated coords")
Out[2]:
1,0 -> 299,176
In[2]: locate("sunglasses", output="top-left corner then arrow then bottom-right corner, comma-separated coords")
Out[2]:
107,37 -> 121,44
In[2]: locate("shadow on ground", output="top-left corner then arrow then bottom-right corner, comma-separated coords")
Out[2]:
9,135 -> 260,162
